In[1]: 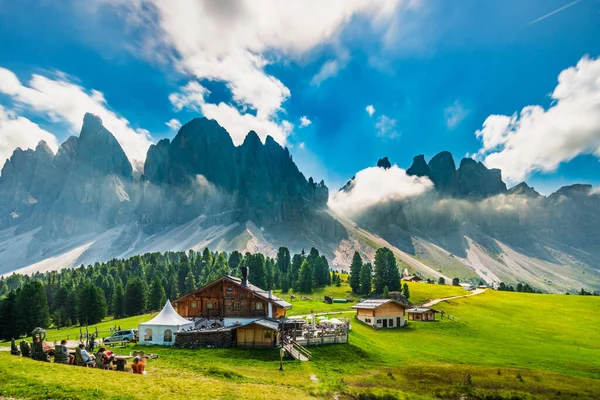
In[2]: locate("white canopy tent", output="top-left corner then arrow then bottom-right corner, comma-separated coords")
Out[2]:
139,300 -> 194,346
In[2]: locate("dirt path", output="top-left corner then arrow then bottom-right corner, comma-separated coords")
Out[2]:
423,288 -> 486,307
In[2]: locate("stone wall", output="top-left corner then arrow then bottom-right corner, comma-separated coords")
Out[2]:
174,330 -> 233,349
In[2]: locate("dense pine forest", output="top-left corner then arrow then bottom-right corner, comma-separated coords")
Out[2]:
0,247 -> 344,341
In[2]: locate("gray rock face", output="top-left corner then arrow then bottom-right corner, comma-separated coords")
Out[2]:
0,114 -> 342,243
508,182 -> 541,198
141,118 -> 330,228
406,154 -> 431,179
376,157 -> 392,169
0,142 -> 55,227
428,151 -> 458,195
456,158 -> 507,199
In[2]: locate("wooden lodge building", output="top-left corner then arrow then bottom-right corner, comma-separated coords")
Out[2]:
172,268 -> 291,327
171,267 -> 294,349
352,299 -> 409,329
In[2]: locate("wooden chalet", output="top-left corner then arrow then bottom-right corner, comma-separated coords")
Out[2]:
172,267 -> 291,325
402,275 -> 423,282
406,307 -> 439,322
352,299 -> 409,329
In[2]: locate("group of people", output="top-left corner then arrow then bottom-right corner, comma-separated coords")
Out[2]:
56,340 -> 145,374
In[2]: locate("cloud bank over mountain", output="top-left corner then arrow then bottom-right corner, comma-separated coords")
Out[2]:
329,164 -> 433,215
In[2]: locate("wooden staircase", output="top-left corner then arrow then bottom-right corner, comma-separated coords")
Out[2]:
283,339 -> 312,362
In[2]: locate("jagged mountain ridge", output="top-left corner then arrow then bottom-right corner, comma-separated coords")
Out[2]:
338,153 -> 600,292
1,114 -> 599,293
0,113 -> 345,275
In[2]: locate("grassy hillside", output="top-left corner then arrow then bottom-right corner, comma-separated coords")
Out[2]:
1,282 -> 599,399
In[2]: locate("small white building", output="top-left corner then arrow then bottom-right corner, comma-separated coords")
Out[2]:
352,299 -> 408,329
139,300 -> 194,346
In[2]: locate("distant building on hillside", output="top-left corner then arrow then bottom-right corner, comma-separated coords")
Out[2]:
352,299 -> 408,329
406,307 -> 439,322
402,275 -> 423,283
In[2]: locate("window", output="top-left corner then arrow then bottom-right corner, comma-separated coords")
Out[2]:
144,328 -> 153,341
191,301 -> 197,309
233,302 -> 241,311
207,301 -> 213,309
389,319 -> 393,327
163,329 -> 173,343
256,302 -> 263,310
227,286 -> 233,292
365,318 -> 371,323
264,330 -> 272,339
377,320 -> 381,324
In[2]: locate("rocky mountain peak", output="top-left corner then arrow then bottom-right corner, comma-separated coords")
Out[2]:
35,141 -> 54,157
376,157 -> 392,169
76,113 -> 132,178
242,130 -> 262,148
508,182 -> 541,198
428,151 -> 457,194
406,154 -> 431,178
456,157 -> 507,198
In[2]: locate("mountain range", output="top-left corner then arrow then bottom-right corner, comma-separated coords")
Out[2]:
0,113 -> 599,293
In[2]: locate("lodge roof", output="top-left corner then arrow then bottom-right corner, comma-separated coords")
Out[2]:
172,275 -> 292,309
402,275 -> 422,281
351,299 -> 409,310
406,307 -> 440,314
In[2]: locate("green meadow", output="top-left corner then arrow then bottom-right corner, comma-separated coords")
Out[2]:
1,283 -> 599,399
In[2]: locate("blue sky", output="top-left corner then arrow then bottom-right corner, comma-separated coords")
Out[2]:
0,0 -> 599,194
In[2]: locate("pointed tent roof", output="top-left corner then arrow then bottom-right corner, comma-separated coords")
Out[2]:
140,300 -> 192,327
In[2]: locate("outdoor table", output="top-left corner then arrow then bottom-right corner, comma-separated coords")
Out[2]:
113,355 -> 132,371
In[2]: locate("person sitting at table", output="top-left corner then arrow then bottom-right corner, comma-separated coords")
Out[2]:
131,356 -> 145,375
95,347 -> 114,369
78,343 -> 95,367
59,340 -> 75,365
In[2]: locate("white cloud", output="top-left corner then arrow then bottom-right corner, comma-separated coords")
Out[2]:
444,100 -> 468,129
169,81 -> 292,145
366,104 -> 376,117
474,56 -> 600,182
0,106 -> 60,168
0,67 -> 153,172
298,142 -> 306,149
311,59 -> 342,87
93,0 -> 404,144
375,115 -> 399,139
329,165 -> 433,214
299,116 -> 312,128
165,118 -> 182,131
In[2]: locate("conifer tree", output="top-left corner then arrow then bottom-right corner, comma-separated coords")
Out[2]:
373,247 -> 401,293
228,251 -> 243,276
77,282 -> 106,325
360,262 -> 372,295
265,258 -> 274,290
18,281 -> 50,333
246,253 -> 267,288
125,278 -> 148,316
349,252 -> 363,293
276,247 -> 291,274
185,271 -> 196,293
149,276 -> 167,310
112,282 -> 126,319
0,291 -> 19,340
298,260 -> 313,293
402,282 -> 410,300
